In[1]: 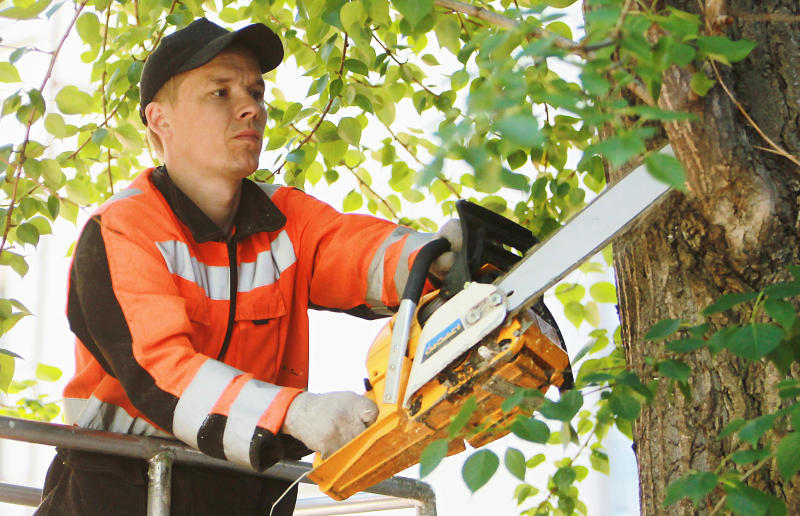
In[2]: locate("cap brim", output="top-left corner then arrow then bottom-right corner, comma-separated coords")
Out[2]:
176,23 -> 283,76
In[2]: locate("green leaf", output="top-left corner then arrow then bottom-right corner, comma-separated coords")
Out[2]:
555,283 -> 585,305
645,319 -> 682,340
728,324 -> 784,361
514,484 -> 539,505
35,363 -> 62,382
0,0 -> 52,19
0,62 -> 22,83
738,413 -> 778,447
546,21 -> 572,40
777,432 -> 800,481
724,484 -> 773,516
666,337 -> 706,353
590,449 -> 609,474
55,85 -> 93,115
462,450 -> 499,493
448,396 -> 477,437
44,113 -> 77,138
338,117 -> 362,146
703,291 -> 760,315
511,416 -> 550,443
344,58 -> 369,76
589,282 -> 617,304
504,448 -> 526,481
0,353 -> 14,393
696,36 -> 757,65
764,299 -> 796,331
393,0 -> 433,28
419,439 -> 448,477
720,418 -> 747,439
494,114 -> 542,147
0,251 -> 29,277
552,466 -> 576,489
16,222 -> 39,246
645,152 -> 686,191
539,390 -> 583,422
764,281 -> 800,299
690,72 -> 716,96
435,16 -> 461,54
663,473 -> 718,508
608,392 -> 641,420
730,448 -> 771,465
76,12 -> 101,45
342,190 -> 363,212
658,359 -> 691,383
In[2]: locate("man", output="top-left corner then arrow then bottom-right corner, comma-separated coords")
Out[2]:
36,18 -> 459,515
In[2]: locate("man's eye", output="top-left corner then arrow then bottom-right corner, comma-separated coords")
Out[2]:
212,89 -> 227,97
252,90 -> 264,100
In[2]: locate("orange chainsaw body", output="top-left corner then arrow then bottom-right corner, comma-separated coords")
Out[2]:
307,291 -> 570,500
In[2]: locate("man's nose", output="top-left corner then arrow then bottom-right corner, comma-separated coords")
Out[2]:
237,94 -> 263,120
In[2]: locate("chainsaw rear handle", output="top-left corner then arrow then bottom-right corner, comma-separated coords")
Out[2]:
382,237 -> 451,405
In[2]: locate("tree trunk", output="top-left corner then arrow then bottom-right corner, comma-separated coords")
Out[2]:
609,1 -> 800,514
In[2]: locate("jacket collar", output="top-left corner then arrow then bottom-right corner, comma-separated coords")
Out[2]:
150,166 -> 286,243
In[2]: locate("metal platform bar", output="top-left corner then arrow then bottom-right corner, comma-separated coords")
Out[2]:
0,416 -> 436,515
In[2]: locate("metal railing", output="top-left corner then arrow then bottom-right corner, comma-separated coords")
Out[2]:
0,416 -> 436,515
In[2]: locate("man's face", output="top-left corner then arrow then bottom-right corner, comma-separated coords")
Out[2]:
155,49 -> 267,181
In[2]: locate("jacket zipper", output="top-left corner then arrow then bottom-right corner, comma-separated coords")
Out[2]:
217,238 -> 238,361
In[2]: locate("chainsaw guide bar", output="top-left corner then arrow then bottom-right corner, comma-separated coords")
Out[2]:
309,150 -> 673,500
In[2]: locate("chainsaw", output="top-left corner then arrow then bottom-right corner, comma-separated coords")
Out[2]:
307,150 -> 674,500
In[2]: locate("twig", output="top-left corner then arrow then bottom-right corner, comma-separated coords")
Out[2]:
372,34 -> 440,98
344,165 -> 398,220
381,123 -> 462,200
101,3 -> 114,195
434,0 -> 602,57
268,34 -> 350,180
0,0 -> 89,259
710,61 -> 800,171
0,44 -> 52,55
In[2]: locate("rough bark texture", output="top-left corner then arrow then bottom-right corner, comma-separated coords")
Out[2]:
608,1 -> 800,514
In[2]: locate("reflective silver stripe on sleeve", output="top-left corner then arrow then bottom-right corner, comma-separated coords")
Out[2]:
173,360 -> 239,449
237,230 -> 296,292
221,379 -> 283,468
156,240 -> 230,300
366,226 -> 414,310
392,232 -> 435,301
67,396 -> 172,438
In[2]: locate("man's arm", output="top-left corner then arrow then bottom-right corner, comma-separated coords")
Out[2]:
69,216 -> 307,470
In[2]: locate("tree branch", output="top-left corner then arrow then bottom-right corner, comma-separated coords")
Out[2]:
345,165 -> 398,221
0,0 -> 89,259
434,0 -> 604,56
709,61 -> 800,171
268,34 -> 350,180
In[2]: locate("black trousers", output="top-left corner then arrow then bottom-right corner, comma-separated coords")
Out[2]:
35,448 -> 297,516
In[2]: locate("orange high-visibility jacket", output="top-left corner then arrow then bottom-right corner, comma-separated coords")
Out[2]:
63,166 -> 434,471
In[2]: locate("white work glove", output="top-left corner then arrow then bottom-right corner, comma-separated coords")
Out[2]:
281,391 -> 378,459
430,219 -> 463,279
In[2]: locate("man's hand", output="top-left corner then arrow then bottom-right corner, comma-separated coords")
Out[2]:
430,219 -> 462,279
281,391 -> 378,459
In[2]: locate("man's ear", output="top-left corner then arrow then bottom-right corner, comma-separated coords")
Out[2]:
145,101 -> 171,139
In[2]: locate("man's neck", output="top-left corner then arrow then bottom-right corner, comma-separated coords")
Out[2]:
164,163 -> 243,232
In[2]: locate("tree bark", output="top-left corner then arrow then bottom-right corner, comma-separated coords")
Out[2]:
608,1 -> 800,514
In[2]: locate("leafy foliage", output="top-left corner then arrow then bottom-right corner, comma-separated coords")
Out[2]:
0,0 -> 773,513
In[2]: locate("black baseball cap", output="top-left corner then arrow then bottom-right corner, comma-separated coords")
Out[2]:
139,18 -> 283,124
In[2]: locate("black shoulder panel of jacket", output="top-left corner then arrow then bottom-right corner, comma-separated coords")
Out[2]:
68,216 -> 179,432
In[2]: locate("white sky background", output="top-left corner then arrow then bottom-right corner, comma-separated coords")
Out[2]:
0,1 -> 639,515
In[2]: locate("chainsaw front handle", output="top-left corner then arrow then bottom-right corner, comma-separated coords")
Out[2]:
382,237 -> 451,405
